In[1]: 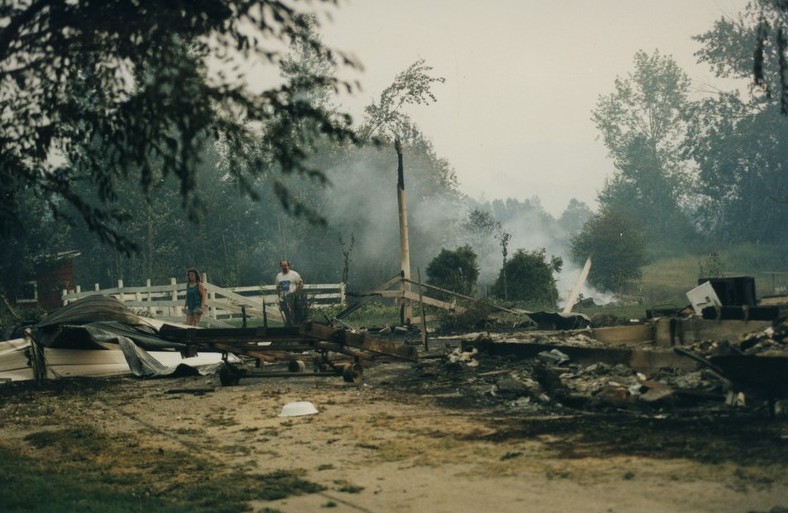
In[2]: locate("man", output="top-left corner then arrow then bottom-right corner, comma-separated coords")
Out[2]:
275,260 -> 304,326
275,259 -> 303,299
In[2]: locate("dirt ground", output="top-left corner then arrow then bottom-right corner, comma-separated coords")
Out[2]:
2,355 -> 788,513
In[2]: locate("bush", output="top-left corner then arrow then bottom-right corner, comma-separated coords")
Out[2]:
570,209 -> 646,293
491,248 -> 562,309
426,245 -> 480,297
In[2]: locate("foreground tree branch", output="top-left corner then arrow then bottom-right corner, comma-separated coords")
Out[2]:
0,0 -> 361,253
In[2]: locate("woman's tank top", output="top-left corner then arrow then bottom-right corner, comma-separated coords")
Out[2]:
186,283 -> 202,310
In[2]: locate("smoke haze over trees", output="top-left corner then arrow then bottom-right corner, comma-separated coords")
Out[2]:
3,1 -> 788,309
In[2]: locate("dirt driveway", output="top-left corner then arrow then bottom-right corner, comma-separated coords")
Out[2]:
1,358 -> 787,513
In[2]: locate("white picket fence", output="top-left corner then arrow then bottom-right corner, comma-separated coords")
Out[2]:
61,277 -> 346,324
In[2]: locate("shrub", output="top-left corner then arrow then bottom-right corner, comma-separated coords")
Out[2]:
425,245 -> 480,297
491,248 -> 562,309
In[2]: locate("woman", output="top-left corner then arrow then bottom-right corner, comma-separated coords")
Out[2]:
184,268 -> 207,326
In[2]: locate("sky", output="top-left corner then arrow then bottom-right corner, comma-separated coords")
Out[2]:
317,0 -> 751,216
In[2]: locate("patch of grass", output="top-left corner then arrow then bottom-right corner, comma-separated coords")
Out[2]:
24,427 -> 108,454
333,480 -> 364,494
0,432 -> 325,513
214,444 -> 252,455
172,427 -> 204,435
332,302 -> 403,328
204,415 -> 239,427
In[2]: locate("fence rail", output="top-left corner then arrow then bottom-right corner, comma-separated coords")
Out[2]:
61,278 -> 346,323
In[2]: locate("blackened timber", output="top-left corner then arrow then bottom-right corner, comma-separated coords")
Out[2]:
157,322 -> 417,362
300,322 -> 418,361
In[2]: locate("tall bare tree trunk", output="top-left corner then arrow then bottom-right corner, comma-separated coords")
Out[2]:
396,138 -> 412,324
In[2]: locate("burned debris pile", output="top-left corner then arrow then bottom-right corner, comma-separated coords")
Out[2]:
408,315 -> 788,417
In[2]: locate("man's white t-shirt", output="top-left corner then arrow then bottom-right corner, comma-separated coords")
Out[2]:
275,270 -> 303,297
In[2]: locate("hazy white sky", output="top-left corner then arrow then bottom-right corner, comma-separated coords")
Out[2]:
319,0 -> 750,216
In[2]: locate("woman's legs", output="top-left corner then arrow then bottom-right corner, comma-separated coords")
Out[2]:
186,308 -> 202,326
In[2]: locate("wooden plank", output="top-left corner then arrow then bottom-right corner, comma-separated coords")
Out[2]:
591,325 -> 654,345
401,290 -> 466,313
401,278 -> 525,315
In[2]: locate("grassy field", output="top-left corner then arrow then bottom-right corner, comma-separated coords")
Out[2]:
638,245 -> 788,303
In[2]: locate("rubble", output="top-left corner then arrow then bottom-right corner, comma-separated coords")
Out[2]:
412,316 -> 788,416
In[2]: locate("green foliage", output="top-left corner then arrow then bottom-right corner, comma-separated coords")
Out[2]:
684,84 -> 788,246
698,252 -> 726,278
491,248 -> 562,309
360,59 -> 446,142
3,21 -> 450,296
329,302 -> 402,329
592,50 -> 698,253
571,209 -> 646,294
460,208 -> 501,259
687,4 -> 788,245
426,245 -> 480,296
558,199 -> 594,238
1,1 -> 360,253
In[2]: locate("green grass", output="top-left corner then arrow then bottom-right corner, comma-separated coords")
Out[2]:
0,428 -> 325,513
637,244 -> 788,304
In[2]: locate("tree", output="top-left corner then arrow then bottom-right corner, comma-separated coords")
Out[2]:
684,93 -> 788,244
592,50 -> 697,253
570,209 -> 646,294
0,187 -> 71,303
426,245 -> 480,297
557,199 -> 593,237
461,208 -> 500,260
0,1 -> 359,253
736,1 -> 788,114
491,248 -> 562,308
309,60 -> 453,291
688,4 -> 788,244
359,59 -> 446,142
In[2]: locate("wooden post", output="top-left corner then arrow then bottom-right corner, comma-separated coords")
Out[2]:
204,272 -> 215,320
395,138 -> 412,324
117,279 -> 124,302
170,277 -> 178,317
418,268 -> 428,352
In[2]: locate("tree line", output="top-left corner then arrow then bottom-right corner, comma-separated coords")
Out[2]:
2,1 -> 788,312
